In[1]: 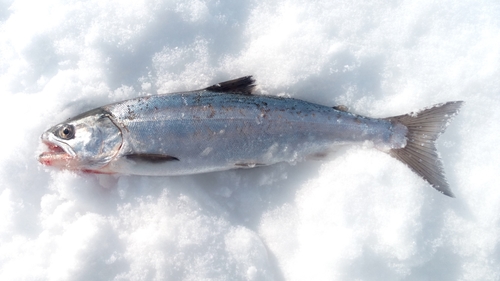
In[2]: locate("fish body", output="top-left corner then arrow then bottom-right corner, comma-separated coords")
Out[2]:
39,76 -> 462,197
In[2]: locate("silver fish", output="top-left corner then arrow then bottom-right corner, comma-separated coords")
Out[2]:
39,76 -> 463,197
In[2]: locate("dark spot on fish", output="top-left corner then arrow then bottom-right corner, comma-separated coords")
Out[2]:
308,152 -> 328,159
314,152 -> 328,158
208,108 -> 215,118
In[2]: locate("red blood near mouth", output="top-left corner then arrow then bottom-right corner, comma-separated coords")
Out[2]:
38,155 -> 52,165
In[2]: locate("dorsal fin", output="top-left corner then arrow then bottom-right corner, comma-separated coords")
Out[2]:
205,76 -> 256,95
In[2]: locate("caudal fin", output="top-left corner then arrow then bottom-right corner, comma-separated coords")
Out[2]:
385,101 -> 463,197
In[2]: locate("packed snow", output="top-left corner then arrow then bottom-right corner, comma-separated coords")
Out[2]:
1,0 -> 499,280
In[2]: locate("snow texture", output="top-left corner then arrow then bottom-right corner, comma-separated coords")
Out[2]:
1,0 -> 499,280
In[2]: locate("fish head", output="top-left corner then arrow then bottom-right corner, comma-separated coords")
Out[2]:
38,108 -> 122,171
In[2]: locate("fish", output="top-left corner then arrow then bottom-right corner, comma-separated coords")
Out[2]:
38,76 -> 463,197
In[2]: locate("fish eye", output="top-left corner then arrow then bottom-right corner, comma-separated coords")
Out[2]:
58,124 -> 75,140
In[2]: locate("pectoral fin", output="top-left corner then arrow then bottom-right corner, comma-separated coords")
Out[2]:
235,163 -> 266,168
126,154 -> 180,163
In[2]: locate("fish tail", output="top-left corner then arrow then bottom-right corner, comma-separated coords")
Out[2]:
384,101 -> 464,197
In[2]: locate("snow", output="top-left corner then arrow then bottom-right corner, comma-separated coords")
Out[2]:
1,0 -> 499,280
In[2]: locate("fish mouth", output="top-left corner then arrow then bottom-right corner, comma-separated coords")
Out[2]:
38,133 -> 75,167
42,141 -> 66,154
39,140 -> 66,156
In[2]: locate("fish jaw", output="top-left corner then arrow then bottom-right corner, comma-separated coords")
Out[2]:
38,147 -> 74,167
38,148 -> 116,174
38,132 -> 78,169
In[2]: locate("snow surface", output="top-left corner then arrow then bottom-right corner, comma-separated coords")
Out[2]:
1,0 -> 499,280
